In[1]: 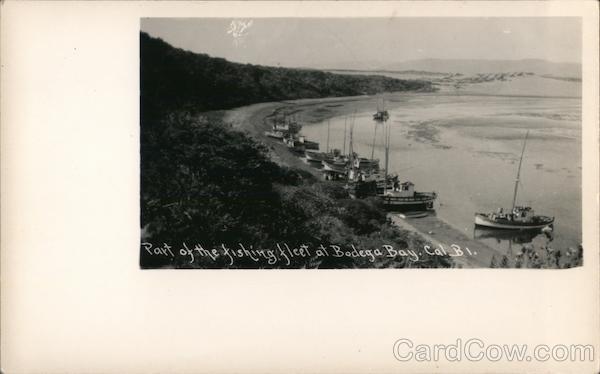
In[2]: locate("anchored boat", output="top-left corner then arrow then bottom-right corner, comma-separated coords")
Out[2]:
345,108 -> 437,211
474,131 -> 554,230
379,182 -> 437,210
373,97 -> 389,122
304,150 -> 328,163
264,130 -> 285,139
376,115 -> 437,211
373,110 -> 389,122
321,158 -> 347,173
474,207 -> 554,230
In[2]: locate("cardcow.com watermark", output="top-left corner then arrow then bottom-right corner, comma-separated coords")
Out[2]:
393,338 -> 595,363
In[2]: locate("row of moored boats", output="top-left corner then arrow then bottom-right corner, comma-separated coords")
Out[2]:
264,102 -> 554,231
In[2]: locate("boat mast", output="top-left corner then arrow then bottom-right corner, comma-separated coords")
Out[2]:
326,119 -> 330,153
383,121 -> 390,195
349,111 -> 357,158
348,112 -> 356,181
348,117 -> 353,159
511,130 -> 529,212
342,117 -> 347,155
371,97 -> 384,161
370,123 -> 378,160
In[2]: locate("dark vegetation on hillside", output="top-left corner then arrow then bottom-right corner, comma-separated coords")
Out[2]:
141,113 -> 450,269
140,32 -> 449,269
141,32 -> 433,117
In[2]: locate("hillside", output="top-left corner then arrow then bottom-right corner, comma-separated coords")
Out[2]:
139,32 -> 449,269
140,112 -> 452,269
140,32 -> 433,120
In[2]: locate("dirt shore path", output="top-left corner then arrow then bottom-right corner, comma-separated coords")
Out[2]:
389,214 -> 496,268
224,101 -> 320,176
223,95 -> 373,177
221,95 -> 497,268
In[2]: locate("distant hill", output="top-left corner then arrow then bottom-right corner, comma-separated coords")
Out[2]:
140,32 -> 433,119
379,59 -> 581,78
330,68 -> 447,76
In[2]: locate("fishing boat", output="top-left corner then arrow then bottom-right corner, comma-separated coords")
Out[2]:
306,148 -> 344,164
264,130 -> 285,139
322,115 -> 354,178
373,110 -> 389,122
321,157 -> 347,180
304,150 -> 327,163
304,119 -> 335,164
373,97 -> 389,122
273,123 -> 290,132
265,113 -> 294,139
366,110 -> 383,173
283,136 -> 306,154
321,158 -> 347,173
474,131 -> 554,230
379,180 -> 437,210
270,112 -> 302,136
347,174 -> 437,209
351,113 -> 378,174
322,168 -> 346,181
297,136 -> 319,150
376,120 -> 437,210
279,112 -> 318,153
474,207 -> 554,229
354,157 -> 379,171
345,119 -> 437,210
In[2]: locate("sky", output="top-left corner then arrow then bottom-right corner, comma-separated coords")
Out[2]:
141,18 -> 581,70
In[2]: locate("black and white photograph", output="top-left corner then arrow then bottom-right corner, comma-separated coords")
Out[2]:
140,17 -> 583,269
2,2 -> 599,374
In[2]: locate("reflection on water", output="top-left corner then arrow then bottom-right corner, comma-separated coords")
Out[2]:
473,227 -> 547,245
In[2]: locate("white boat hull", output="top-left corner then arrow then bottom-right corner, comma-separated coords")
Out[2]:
474,214 -> 554,230
321,160 -> 346,173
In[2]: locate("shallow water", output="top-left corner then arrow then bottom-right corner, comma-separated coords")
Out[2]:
301,93 -> 582,263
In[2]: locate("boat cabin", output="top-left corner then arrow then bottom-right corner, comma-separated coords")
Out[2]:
491,206 -> 535,222
273,123 -> 290,131
353,158 -> 379,170
513,206 -> 535,220
264,130 -> 285,139
392,181 -> 415,197
322,169 -> 345,181
283,137 -> 305,152
373,110 -> 389,121
347,168 -> 367,182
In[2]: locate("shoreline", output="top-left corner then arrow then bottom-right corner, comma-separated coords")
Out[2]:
220,92 -> 500,268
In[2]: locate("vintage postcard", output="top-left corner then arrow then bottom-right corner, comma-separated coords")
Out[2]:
140,17 -> 583,269
2,2 -> 599,374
